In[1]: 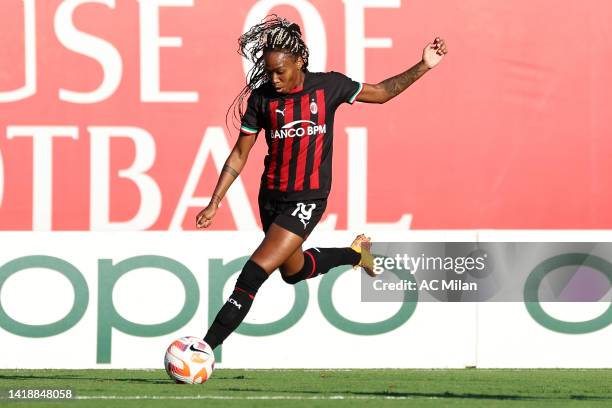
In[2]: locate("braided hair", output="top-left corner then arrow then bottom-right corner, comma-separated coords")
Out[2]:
228,15 -> 309,129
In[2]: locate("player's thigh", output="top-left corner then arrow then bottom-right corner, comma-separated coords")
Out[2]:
278,247 -> 305,277
250,223 -> 304,273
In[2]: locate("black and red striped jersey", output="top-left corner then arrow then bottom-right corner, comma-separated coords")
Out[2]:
240,71 -> 362,201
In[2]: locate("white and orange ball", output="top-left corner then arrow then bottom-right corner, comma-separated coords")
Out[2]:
164,336 -> 215,384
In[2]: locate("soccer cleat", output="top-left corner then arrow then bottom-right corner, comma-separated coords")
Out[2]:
351,234 -> 376,277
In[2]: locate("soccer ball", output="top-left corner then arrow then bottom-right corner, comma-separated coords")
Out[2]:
164,336 -> 215,384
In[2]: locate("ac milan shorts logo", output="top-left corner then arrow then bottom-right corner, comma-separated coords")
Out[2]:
292,202 -> 317,229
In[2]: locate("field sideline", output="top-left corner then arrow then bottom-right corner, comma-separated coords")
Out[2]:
0,369 -> 611,407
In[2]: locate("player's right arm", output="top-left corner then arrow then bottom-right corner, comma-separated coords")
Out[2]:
196,133 -> 257,229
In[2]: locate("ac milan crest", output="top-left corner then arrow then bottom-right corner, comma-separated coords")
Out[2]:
310,100 -> 318,114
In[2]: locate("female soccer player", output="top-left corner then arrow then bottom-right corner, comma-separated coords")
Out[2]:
196,16 -> 447,349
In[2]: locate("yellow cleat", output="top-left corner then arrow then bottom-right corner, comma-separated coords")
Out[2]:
350,234 -> 376,277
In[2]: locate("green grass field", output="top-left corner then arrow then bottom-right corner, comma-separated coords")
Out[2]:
0,369 -> 610,407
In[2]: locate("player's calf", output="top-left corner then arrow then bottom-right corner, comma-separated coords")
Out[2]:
281,246 -> 361,284
204,260 -> 268,349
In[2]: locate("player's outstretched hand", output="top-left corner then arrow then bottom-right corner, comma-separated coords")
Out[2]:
422,37 -> 448,69
196,204 -> 217,229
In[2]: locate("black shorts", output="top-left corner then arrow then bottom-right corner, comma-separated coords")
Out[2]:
258,192 -> 327,239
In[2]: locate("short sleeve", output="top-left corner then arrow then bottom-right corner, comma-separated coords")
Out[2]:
327,71 -> 363,107
240,92 -> 263,136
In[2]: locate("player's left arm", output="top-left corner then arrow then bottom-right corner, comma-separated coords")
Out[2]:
357,37 -> 448,104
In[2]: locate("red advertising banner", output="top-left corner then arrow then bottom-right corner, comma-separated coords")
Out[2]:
1,0 -> 611,231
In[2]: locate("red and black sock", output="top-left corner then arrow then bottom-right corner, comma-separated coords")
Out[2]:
204,260 -> 268,350
282,247 -> 360,285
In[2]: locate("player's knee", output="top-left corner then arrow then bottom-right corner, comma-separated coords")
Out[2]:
281,271 -> 301,285
235,260 -> 269,295
280,252 -> 315,285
